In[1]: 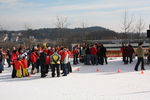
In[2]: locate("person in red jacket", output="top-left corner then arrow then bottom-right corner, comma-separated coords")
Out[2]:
14,58 -> 23,78
121,43 -> 126,63
90,44 -> 98,65
11,47 -> 19,78
21,56 -> 29,77
30,50 -> 38,74
73,46 -> 79,65
47,47 -> 54,70
61,47 -> 69,76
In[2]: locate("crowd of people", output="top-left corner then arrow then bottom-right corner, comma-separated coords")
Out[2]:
0,42 -> 150,78
121,42 -> 150,71
0,42 -> 108,78
72,43 -> 107,66
121,44 -> 135,64
0,44 -> 72,78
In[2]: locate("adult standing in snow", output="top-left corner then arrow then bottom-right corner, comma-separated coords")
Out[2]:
79,46 -> 85,63
84,45 -> 91,65
121,43 -> 126,64
40,50 -> 47,78
36,44 -> 41,73
99,44 -> 107,65
61,47 -> 69,76
90,44 -> 98,65
11,47 -> 19,78
73,46 -> 79,65
134,42 -> 145,71
30,47 -> 38,74
126,44 -> 134,64
6,48 -> 11,67
67,49 -> 72,73
50,48 -> 61,77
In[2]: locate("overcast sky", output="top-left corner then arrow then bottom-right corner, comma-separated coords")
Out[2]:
0,0 -> 150,32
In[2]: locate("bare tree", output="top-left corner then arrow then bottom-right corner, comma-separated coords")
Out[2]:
135,17 -> 145,40
55,16 -> 70,29
121,10 -> 134,43
55,16 -> 70,45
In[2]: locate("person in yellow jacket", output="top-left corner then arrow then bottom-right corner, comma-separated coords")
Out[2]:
50,48 -> 61,77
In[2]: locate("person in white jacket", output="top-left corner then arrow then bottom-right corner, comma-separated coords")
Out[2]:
61,47 -> 69,76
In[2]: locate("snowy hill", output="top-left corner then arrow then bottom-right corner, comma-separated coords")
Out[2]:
0,57 -> 150,100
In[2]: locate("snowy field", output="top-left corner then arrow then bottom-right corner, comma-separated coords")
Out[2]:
1,57 -> 150,100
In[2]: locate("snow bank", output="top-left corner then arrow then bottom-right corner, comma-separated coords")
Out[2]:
0,57 -> 150,100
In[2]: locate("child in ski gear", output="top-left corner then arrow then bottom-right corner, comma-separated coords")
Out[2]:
30,48 -> 38,74
21,56 -> 29,77
14,58 -> 23,78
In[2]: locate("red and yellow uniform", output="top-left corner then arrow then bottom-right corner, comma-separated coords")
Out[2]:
14,60 -> 23,78
21,58 -> 29,77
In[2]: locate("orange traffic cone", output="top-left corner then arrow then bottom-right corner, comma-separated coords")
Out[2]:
141,70 -> 144,74
96,68 -> 100,72
77,68 -> 80,72
117,68 -> 121,73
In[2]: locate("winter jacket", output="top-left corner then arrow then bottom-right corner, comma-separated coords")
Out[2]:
39,52 -> 46,65
73,48 -> 79,55
80,48 -> 85,56
48,50 -> 54,56
14,60 -> 23,70
67,50 -> 71,62
126,46 -> 134,57
59,50 -> 63,61
85,47 -> 91,55
61,51 -> 68,64
99,46 -> 107,57
11,51 -> 19,63
30,52 -> 37,63
136,46 -> 144,57
21,58 -> 28,69
46,56 -> 50,64
61,51 -> 67,61
90,47 -> 97,55
67,50 -> 71,57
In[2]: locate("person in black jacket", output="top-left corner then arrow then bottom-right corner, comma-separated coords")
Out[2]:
6,48 -> 11,67
40,51 -> 47,78
98,44 -> 107,65
126,44 -> 134,64
84,45 -> 91,65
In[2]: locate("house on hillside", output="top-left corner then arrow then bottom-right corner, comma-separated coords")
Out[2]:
10,33 -> 22,42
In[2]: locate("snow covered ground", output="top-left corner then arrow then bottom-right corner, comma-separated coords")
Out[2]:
1,57 -> 150,100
